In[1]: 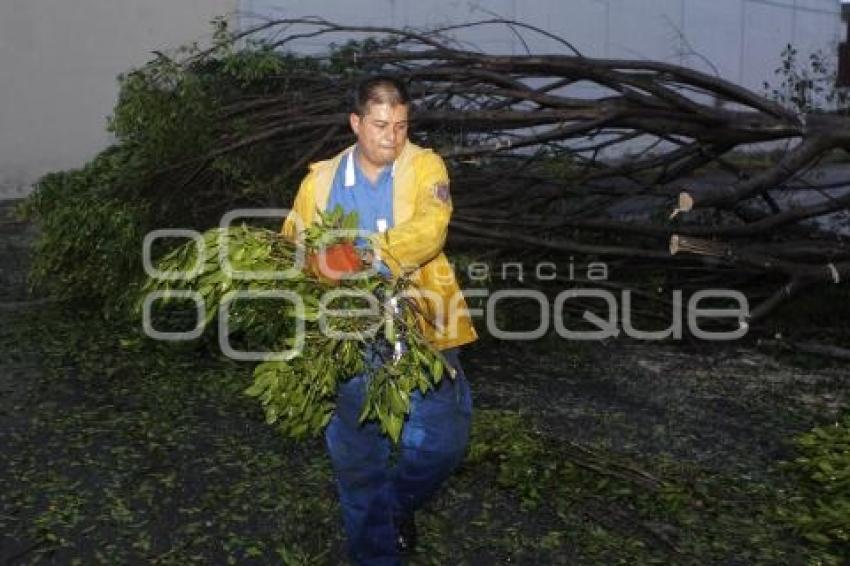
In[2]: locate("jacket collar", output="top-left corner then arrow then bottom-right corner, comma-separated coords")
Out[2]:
312,139 -> 418,174
309,140 -> 421,211
343,147 -> 397,188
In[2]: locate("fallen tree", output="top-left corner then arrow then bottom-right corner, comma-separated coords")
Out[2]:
22,17 -> 850,334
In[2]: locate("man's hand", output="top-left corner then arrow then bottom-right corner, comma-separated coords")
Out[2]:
306,242 -> 363,285
360,249 -> 392,279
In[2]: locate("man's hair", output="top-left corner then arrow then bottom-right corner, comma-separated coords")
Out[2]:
352,75 -> 411,116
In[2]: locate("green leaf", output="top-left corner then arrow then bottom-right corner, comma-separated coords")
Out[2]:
430,356 -> 444,382
384,319 -> 396,343
388,385 -> 406,414
244,381 -> 266,397
386,413 -> 402,444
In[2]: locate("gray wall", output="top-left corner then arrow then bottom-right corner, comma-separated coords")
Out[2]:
0,0 -> 238,199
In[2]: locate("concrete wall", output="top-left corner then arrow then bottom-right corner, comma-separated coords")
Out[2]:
0,0 -> 239,199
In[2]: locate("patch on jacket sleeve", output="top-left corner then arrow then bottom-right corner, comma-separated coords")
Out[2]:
433,182 -> 451,205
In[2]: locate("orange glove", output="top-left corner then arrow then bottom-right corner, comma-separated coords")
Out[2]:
306,242 -> 363,285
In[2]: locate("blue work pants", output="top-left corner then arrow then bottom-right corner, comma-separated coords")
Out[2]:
324,348 -> 473,565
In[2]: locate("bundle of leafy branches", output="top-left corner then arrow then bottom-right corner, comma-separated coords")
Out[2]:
139,206 -> 451,443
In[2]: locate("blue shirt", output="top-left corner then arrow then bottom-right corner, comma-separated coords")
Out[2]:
326,147 -> 394,276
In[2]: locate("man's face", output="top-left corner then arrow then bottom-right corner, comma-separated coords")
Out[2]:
350,102 -> 409,170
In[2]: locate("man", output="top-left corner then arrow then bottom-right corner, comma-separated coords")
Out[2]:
281,76 -> 478,565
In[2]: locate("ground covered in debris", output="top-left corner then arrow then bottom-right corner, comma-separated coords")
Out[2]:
1,199 -> 848,564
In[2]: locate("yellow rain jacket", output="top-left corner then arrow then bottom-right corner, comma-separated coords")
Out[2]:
281,141 -> 478,350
